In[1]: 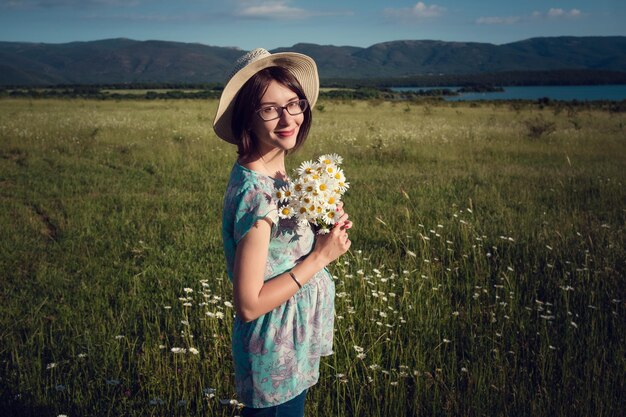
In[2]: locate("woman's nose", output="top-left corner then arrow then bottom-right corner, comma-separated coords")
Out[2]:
277,108 -> 295,124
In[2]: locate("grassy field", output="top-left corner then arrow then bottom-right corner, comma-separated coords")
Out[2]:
0,97 -> 624,416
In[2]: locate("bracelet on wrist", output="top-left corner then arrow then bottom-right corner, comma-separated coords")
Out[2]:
289,271 -> 302,289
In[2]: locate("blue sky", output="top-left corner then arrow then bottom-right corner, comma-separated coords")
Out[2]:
0,0 -> 623,49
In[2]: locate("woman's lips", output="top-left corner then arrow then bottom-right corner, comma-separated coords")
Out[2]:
275,129 -> 296,138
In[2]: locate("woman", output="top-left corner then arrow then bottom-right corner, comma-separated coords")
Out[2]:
213,48 -> 352,416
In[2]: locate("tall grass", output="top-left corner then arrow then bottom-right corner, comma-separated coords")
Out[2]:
0,98 -> 624,416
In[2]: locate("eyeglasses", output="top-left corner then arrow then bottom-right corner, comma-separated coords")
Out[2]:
255,99 -> 309,121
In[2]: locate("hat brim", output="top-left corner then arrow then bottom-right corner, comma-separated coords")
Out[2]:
213,52 -> 319,144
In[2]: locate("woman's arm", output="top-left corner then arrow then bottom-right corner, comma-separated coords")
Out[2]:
232,214 -> 351,323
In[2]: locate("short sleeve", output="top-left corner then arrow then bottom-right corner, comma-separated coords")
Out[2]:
233,185 -> 279,244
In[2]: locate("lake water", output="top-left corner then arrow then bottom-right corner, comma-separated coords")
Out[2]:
391,85 -> 626,101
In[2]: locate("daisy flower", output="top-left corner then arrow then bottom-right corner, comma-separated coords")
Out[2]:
297,160 -> 316,176
278,205 -> 294,219
319,153 -> 343,165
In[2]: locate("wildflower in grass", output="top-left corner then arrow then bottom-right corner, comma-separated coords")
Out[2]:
189,347 -> 199,355
171,347 -> 186,353
183,287 -> 193,293
77,353 -> 87,358
219,399 -> 240,406
149,397 -> 165,406
115,335 -> 125,340
46,363 -> 57,370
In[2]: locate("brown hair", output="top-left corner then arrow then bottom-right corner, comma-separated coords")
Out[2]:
231,66 -> 312,162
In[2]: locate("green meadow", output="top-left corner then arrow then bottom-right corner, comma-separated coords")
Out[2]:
0,98 -> 624,416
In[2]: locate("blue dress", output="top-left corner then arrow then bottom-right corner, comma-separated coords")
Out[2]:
222,162 -> 335,408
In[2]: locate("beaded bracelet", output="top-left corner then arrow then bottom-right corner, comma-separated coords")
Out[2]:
289,271 -> 302,289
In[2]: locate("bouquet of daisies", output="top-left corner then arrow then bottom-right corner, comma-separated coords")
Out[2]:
275,153 -> 349,234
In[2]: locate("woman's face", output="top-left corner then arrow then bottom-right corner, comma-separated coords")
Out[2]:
250,80 -> 304,155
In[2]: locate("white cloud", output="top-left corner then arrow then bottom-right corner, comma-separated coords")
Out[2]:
385,2 -> 446,20
410,2 -> 445,18
86,12 -> 198,23
476,8 -> 583,25
233,0 -> 350,20
235,1 -> 309,19
547,8 -> 581,18
475,16 -> 520,25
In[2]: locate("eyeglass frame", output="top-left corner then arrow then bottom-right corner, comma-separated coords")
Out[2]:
255,99 -> 309,121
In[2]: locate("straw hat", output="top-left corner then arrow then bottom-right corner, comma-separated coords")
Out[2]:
213,48 -> 319,144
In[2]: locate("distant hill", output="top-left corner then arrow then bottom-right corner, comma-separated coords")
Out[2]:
1,36 -> 625,86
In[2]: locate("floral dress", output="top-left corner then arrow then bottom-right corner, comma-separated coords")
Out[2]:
222,162 -> 335,408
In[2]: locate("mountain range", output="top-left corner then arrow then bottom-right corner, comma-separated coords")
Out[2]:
1,36 -> 625,86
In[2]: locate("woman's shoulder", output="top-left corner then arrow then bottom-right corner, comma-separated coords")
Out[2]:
225,163 -> 277,209
228,163 -> 276,194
